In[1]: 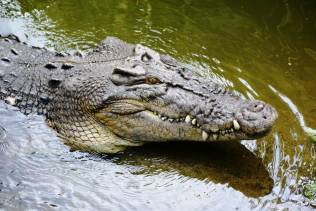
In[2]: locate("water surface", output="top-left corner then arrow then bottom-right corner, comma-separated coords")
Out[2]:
0,0 -> 315,210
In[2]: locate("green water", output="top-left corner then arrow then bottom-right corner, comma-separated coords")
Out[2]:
0,0 -> 316,209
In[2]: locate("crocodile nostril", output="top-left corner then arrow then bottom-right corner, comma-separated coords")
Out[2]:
236,103 -> 278,134
247,101 -> 265,112
255,103 -> 264,111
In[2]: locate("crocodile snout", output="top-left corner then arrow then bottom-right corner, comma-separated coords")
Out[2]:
236,101 -> 278,134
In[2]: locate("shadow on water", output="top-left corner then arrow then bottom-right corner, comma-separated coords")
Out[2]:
111,141 -> 273,198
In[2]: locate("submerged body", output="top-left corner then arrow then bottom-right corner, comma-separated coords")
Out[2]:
0,35 -> 277,153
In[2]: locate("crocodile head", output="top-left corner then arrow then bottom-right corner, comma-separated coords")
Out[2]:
0,36 -> 277,154
86,44 -> 278,151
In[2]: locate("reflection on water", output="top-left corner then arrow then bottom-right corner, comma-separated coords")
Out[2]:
0,0 -> 316,209
270,85 -> 316,142
114,142 -> 273,198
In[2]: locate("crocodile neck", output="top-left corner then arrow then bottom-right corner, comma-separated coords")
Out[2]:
0,37 -> 141,153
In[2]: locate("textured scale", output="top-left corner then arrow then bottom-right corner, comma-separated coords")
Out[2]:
0,37 -> 141,153
0,35 -> 278,153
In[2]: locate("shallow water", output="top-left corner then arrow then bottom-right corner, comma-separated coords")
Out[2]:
0,0 -> 316,210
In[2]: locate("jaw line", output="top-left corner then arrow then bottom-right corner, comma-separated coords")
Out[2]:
98,102 -> 272,142
122,110 -> 256,142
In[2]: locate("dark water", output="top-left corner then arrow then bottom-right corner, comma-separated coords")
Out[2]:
0,0 -> 316,210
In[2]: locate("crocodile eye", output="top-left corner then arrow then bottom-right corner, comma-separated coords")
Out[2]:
145,76 -> 161,85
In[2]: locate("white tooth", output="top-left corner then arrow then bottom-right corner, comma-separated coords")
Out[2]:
161,117 -> 167,121
169,118 -> 174,122
230,128 -> 234,133
191,118 -> 197,125
210,125 -> 219,133
185,115 -> 191,123
158,114 -> 162,118
233,120 -> 240,130
5,96 -> 16,105
213,134 -> 218,140
202,131 -> 209,141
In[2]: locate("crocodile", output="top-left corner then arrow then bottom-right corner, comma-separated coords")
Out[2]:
0,35 -> 278,153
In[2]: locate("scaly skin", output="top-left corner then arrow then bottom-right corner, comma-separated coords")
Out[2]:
0,35 -> 278,153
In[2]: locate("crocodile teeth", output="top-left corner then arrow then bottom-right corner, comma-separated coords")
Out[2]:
213,134 -> 218,140
233,120 -> 240,131
210,125 -> 219,133
185,115 -> 191,123
202,131 -> 209,141
5,96 -> 16,105
161,117 -> 167,121
191,118 -> 197,125
168,118 -> 174,122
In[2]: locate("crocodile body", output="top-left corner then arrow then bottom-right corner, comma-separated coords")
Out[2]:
0,35 -> 278,153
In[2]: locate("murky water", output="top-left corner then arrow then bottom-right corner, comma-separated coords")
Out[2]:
0,0 -> 316,210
